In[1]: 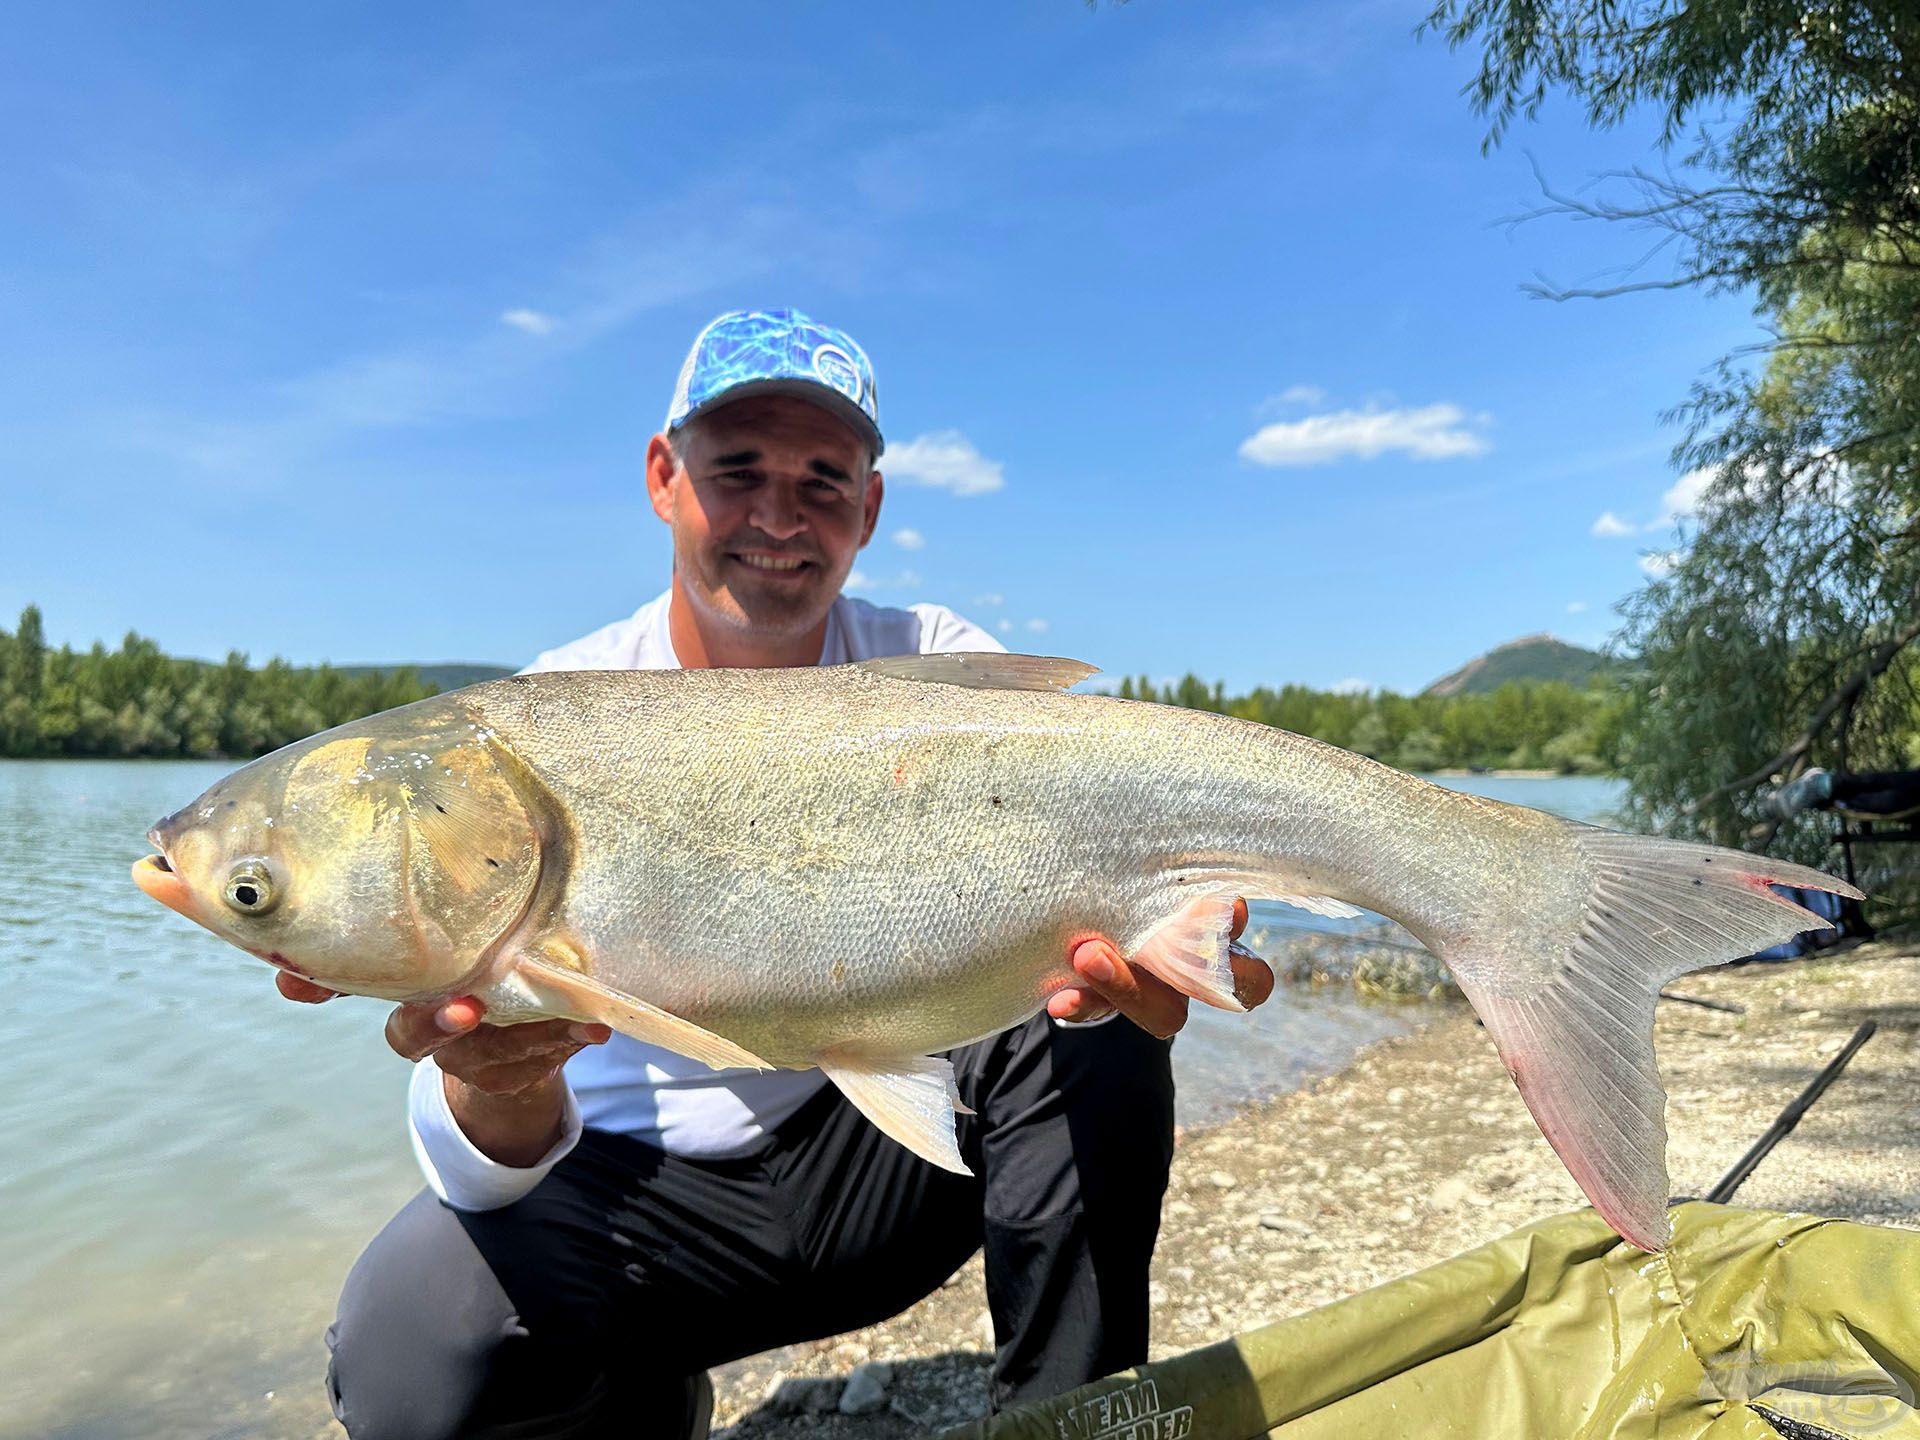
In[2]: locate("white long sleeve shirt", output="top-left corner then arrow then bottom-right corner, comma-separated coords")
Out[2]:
409,590 -> 1007,1211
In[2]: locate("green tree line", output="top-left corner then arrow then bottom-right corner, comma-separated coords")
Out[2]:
1114,672 -> 1627,775
2,601 -> 1625,773
0,605 -> 440,759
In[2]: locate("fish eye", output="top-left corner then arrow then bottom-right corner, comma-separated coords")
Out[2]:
223,863 -> 278,916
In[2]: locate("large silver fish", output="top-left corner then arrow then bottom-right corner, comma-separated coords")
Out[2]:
133,655 -> 1858,1250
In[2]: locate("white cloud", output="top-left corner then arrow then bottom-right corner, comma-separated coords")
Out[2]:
890,527 -> 925,551
1654,467 -> 1715,527
1254,385 -> 1331,420
997,618 -> 1014,634
1330,677 -> 1371,695
1239,404 -> 1490,467
1639,551 -> 1676,578
1566,600 -> 1588,614
972,593 -> 1004,608
499,308 -> 556,336
882,431 -> 1005,496
1024,618 -> 1050,633
1591,511 -> 1636,539
846,568 -> 921,593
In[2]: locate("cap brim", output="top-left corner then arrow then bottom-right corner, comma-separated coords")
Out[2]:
676,378 -> 882,455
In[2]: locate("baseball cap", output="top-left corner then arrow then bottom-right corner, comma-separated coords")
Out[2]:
666,308 -> 882,452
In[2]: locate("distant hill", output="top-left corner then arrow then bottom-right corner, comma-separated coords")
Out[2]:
1422,635 -> 1614,697
337,663 -> 515,692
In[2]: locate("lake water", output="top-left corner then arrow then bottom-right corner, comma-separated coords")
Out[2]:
0,760 -> 1623,1439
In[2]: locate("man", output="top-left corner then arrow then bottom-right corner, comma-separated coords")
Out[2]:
295,309 -> 1272,1439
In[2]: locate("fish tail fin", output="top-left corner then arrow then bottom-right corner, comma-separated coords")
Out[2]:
1447,823 -> 1861,1252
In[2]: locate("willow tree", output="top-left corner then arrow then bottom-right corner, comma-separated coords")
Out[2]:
1426,2 -> 1920,888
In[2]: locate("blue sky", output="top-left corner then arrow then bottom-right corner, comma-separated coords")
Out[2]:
0,2 -> 1753,694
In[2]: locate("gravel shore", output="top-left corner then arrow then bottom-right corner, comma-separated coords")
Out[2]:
712,940 -> 1920,1436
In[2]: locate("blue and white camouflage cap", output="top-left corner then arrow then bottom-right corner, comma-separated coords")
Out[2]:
666,308 -> 882,453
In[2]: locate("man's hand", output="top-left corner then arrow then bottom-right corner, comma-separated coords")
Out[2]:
1050,898 -> 1275,1038
276,973 -> 610,1167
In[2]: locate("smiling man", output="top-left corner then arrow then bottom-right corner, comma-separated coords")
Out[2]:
309,309 -> 1272,1440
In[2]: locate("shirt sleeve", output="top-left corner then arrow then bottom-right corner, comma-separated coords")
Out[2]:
912,604 -> 1008,656
407,1056 -> 584,1212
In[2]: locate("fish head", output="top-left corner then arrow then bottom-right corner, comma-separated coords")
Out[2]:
133,706 -> 544,1001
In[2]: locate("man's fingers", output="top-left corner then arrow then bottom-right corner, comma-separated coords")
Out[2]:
1228,940 -> 1275,1010
384,995 -> 611,1093
1069,939 -> 1188,1039
1046,985 -> 1116,1024
384,998 -> 481,1062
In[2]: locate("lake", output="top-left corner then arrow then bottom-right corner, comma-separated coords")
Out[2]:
0,760 -> 1623,1438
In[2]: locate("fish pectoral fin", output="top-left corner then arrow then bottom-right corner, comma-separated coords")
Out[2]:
511,954 -> 774,1073
856,653 -> 1098,692
817,1052 -> 973,1175
1131,890 -> 1246,1012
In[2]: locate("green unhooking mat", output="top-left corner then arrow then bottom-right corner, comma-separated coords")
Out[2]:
940,1203 -> 1920,1440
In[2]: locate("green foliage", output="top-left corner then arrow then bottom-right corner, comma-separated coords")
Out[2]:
1427,0 -> 1920,905
0,606 -> 443,760
1125,672 -> 1626,775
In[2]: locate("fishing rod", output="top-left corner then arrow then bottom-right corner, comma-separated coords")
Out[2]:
1657,990 -> 1746,1015
1706,1020 -> 1878,1204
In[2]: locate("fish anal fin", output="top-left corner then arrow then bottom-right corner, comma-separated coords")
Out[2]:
857,653 -> 1097,692
1130,891 -> 1245,1012
495,948 -> 774,1074
818,1052 -> 972,1175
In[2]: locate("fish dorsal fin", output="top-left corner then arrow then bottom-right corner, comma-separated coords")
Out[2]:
857,653 -> 1098,692
495,947 -> 775,1074
816,1051 -> 973,1175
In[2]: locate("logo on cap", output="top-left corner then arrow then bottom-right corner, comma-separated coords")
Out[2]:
811,344 -> 864,406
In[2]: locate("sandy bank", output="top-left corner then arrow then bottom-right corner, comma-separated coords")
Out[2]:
711,942 -> 1920,1436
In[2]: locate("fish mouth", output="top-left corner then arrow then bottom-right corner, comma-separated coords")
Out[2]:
132,850 -> 197,920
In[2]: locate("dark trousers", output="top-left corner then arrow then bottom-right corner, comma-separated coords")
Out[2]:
325,1014 -> 1176,1440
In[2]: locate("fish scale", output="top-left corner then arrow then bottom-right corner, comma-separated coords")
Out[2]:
133,652 -> 1861,1252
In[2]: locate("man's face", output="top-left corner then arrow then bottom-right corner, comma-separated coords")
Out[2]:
649,393 -> 883,642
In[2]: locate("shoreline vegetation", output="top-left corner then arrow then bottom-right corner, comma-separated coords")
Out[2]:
0,605 -> 1626,774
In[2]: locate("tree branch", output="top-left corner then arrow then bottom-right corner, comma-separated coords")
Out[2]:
1680,600 -> 1920,817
